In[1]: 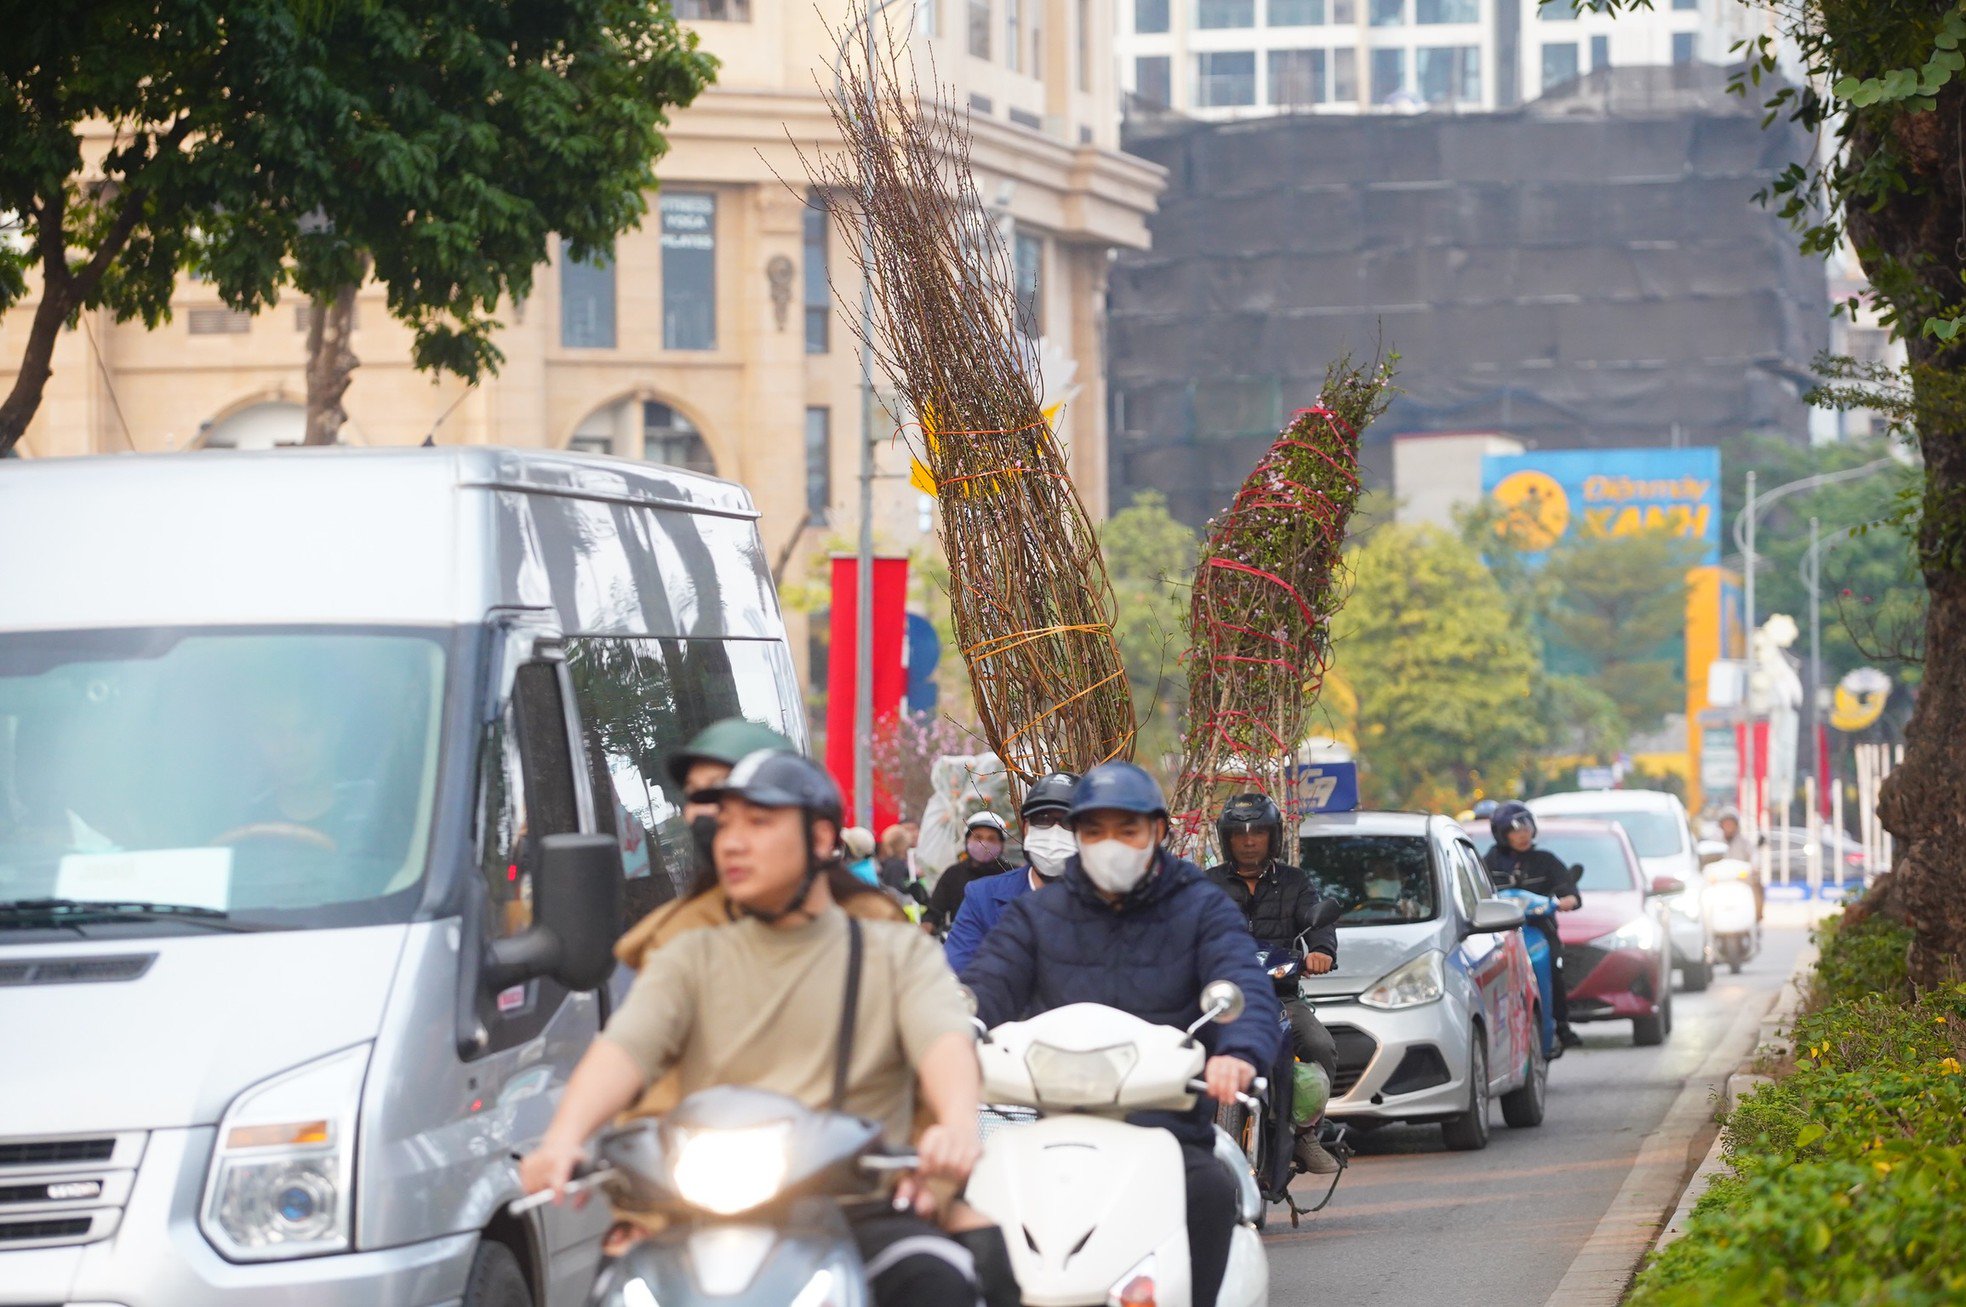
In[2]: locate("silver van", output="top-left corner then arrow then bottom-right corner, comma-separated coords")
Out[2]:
0,448 -> 806,1307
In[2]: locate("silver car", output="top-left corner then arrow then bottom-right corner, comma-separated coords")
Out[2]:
1296,812 -> 1547,1152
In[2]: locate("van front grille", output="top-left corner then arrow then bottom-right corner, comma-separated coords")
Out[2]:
0,1132 -> 145,1251
0,1217 -> 93,1243
0,953 -> 157,986
0,1139 -> 114,1167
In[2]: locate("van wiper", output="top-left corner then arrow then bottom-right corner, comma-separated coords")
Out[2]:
0,897 -> 265,932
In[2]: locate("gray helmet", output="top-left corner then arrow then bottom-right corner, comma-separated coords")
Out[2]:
704,749 -> 844,825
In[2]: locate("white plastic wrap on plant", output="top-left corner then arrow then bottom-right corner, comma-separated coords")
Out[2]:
916,752 -> 1023,882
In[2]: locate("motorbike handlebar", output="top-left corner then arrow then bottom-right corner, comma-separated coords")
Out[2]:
507,1162 -> 613,1217
1188,1076 -> 1267,1110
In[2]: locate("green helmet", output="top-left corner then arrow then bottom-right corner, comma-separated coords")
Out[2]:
666,718 -> 796,789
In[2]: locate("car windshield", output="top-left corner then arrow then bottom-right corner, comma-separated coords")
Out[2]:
1556,809 -> 1684,858
0,629 -> 447,931
1299,834 -> 1439,925
1510,831 -> 1639,892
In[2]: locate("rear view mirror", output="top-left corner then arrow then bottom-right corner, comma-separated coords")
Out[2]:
1648,875 -> 1687,897
1308,897 -> 1345,931
1696,840 -> 1726,867
1199,980 -> 1246,1025
1468,898 -> 1526,934
487,833 -> 623,992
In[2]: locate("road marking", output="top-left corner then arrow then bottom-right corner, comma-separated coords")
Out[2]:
1541,993 -> 1774,1305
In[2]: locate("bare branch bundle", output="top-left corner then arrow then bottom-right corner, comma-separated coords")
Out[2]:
1170,354 -> 1395,857
803,11 -> 1135,788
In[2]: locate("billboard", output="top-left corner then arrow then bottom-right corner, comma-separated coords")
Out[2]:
1482,448 -> 1722,566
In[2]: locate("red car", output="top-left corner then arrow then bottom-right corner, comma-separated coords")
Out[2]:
1530,819 -> 1682,1046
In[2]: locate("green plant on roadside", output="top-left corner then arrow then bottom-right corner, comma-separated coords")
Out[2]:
1809,908 -> 1915,1008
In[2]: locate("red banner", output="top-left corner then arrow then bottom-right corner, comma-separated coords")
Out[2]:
826,555 -> 908,831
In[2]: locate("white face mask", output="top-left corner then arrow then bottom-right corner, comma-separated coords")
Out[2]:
1022,826 -> 1078,880
1079,837 -> 1155,895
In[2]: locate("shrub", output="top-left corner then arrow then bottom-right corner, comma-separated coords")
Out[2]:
1809,910 -> 1914,1008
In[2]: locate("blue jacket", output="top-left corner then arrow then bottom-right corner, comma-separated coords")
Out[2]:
961,848 -> 1285,1146
944,866 -> 1036,973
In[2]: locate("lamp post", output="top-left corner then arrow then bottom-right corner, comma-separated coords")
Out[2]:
1732,456 -> 1895,836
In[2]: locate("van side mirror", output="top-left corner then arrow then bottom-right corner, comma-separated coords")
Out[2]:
487,834 -> 623,992
1468,898 -> 1526,934
1696,840 -> 1726,867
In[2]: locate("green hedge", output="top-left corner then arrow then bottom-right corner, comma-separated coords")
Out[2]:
1630,911 -> 1965,1306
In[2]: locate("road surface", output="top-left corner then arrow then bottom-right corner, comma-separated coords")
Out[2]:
1266,923 -> 1807,1305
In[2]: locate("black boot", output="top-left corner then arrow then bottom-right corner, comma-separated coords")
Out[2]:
954,1225 -> 1021,1307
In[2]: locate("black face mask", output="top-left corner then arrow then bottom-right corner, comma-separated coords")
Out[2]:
689,814 -> 719,873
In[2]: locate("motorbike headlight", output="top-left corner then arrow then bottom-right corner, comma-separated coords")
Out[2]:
1268,963 -> 1294,980
1359,950 -> 1445,1010
669,1121 -> 793,1216
1592,917 -> 1662,952
1025,1042 -> 1140,1107
1107,1252 -> 1158,1306
200,1044 -> 367,1261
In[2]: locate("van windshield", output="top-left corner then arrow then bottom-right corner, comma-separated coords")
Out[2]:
0,629 -> 447,933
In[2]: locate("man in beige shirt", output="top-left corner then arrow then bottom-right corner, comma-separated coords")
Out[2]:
520,750 -> 984,1306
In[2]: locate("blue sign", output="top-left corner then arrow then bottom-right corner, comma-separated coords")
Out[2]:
905,613 -> 940,715
1482,447 -> 1722,567
1294,762 -> 1360,814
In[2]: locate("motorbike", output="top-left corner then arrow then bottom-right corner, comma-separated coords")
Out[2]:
1494,887 -> 1560,1059
1704,858 -> 1760,974
511,1085 -> 917,1307
965,982 -> 1269,1307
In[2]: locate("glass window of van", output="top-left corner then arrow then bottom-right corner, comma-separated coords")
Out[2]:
0,630 -> 446,931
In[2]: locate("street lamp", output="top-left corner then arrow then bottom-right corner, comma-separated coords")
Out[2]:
1732,456 -> 1895,834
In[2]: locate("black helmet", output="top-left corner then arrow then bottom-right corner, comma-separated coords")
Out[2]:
1489,801 -> 1536,847
666,718 -> 797,790
1217,791 -> 1284,865
1022,771 -> 1080,818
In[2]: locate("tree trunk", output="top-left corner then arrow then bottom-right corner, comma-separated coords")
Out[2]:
302,268 -> 363,446
0,280 -> 76,456
1847,97 -> 1966,988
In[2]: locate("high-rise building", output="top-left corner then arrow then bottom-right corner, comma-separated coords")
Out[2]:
1117,0 -> 1754,117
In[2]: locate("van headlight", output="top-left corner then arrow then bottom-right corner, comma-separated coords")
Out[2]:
1359,950 -> 1445,1010
201,1045 -> 368,1261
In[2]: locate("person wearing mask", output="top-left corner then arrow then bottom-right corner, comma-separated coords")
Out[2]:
924,811 -> 1013,934
962,762 -> 1283,1307
1204,792 -> 1343,1175
942,772 -> 1078,973
1483,801 -> 1583,1049
519,750 -> 995,1306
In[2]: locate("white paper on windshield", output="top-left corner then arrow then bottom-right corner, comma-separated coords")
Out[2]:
55,848 -> 234,911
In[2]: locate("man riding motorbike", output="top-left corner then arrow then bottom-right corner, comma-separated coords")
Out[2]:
962,762 -> 1283,1307
1204,791 -> 1343,1176
519,750 -> 991,1306
942,771 -> 1079,972
1482,801 -> 1583,1050
1716,806 -> 1765,923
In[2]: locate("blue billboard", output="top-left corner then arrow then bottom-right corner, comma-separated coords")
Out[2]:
1481,447 -> 1722,567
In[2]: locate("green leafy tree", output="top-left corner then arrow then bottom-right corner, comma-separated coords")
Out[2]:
0,0 -> 715,451
1101,491 -> 1198,771
1540,526 -> 1707,737
1332,524 -> 1545,809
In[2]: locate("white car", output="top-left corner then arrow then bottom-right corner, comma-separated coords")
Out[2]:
1528,790 -> 1714,991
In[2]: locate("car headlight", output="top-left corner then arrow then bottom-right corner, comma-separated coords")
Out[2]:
1359,950 -> 1445,1010
1592,917 -> 1662,952
1108,1252 -> 1157,1306
1669,881 -> 1703,919
1025,1042 -> 1140,1107
669,1121 -> 793,1216
201,1044 -> 368,1261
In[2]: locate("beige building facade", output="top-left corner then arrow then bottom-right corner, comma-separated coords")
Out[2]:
1,0 -> 1163,603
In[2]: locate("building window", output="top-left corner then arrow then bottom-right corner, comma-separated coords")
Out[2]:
1136,0 -> 1170,33
1333,0 -> 1357,17
1415,0 -> 1477,21
1013,229 -> 1043,338
1370,0 -> 1404,23
1030,2 -> 1043,76
1539,0 -> 1575,18
1194,50 -> 1258,106
1541,40 -> 1578,87
559,241 -> 615,349
1672,0 -> 1696,8
1077,0 -> 1093,88
1269,0 -> 1325,23
674,0 -> 750,17
1198,0 -> 1257,26
1370,46 -> 1405,101
187,307 -> 252,335
294,303 -> 359,333
970,0 -> 992,55
1333,46 -> 1358,99
970,91 -> 995,114
643,402 -> 715,474
1672,30 -> 1696,61
1136,54 -> 1173,104
803,200 -> 830,354
918,0 -> 939,36
1010,106 -> 1044,129
805,407 -> 831,522
1590,33 -> 1609,67
1006,0 -> 1021,70
660,192 -> 716,351
1416,44 -> 1480,102
1268,49 -> 1328,106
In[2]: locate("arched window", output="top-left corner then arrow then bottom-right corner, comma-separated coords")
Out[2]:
570,398 -> 715,475
200,401 -> 305,450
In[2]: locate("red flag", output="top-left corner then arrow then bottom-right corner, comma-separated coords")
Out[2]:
827,555 -> 908,830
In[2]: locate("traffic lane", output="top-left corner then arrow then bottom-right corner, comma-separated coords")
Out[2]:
1264,926 -> 1807,1307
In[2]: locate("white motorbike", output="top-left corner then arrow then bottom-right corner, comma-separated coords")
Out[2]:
1705,857 -> 1760,974
965,982 -> 1269,1307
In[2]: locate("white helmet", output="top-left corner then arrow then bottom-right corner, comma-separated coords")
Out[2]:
964,811 -> 1009,835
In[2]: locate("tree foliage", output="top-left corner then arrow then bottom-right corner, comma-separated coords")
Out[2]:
1331,524 -> 1545,809
1101,491 -> 1198,772
0,0 -> 715,450
1540,526 -> 1707,735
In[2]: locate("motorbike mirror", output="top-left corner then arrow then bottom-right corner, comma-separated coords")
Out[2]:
1308,897 -> 1345,931
1648,875 -> 1687,897
1199,980 -> 1246,1025
1468,897 -> 1526,934
1696,840 -> 1726,867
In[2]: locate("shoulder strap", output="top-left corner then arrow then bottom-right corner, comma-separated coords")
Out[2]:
832,915 -> 865,1112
